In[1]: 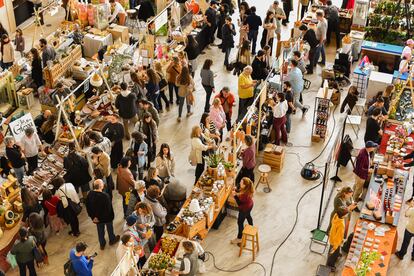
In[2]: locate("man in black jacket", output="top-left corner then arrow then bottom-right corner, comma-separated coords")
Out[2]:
246,6 -> 262,55
251,50 -> 268,81
299,24 -> 318,74
86,179 -> 120,250
221,16 -> 236,68
204,1 -> 218,46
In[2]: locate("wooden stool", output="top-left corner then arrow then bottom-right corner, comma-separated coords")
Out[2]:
239,225 -> 259,261
256,164 -> 271,193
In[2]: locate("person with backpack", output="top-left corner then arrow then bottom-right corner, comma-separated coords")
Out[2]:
11,227 -> 37,276
68,242 -> 94,276
64,142 -> 91,202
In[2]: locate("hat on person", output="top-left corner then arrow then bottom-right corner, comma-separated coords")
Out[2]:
299,25 -> 308,31
210,0 -> 218,5
126,215 -> 137,226
365,141 -> 378,148
407,39 -> 414,45
135,180 -> 145,191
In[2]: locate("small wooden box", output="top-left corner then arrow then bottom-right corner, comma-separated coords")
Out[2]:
182,217 -> 207,239
108,24 -> 129,43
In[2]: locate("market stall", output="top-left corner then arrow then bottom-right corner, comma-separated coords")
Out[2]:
343,121 -> 412,275
0,176 -> 25,271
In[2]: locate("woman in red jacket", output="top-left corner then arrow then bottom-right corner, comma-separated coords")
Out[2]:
231,177 -> 254,244
214,87 -> 235,131
42,189 -> 64,234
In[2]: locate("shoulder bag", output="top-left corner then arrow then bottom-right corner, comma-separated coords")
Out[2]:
60,186 -> 82,216
32,239 -> 44,263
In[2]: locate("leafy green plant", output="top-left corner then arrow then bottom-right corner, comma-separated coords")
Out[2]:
356,251 -> 380,276
223,161 -> 234,170
204,153 -> 224,168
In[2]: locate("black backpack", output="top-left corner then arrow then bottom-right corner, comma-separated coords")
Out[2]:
64,259 -> 76,276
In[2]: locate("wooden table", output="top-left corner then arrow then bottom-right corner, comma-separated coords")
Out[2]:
0,221 -> 21,272
342,220 -> 397,276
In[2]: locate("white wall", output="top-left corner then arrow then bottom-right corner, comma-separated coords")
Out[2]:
0,1 -> 17,34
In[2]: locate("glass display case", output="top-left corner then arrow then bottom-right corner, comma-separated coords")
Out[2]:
94,4 -> 109,30
353,0 -> 370,27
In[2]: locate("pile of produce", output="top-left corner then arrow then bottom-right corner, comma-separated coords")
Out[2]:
148,253 -> 175,271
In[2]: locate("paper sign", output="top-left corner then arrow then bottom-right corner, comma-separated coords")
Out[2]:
154,10 -> 168,32
9,113 -> 36,141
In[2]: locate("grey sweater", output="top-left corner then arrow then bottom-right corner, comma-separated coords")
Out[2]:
200,69 -> 214,88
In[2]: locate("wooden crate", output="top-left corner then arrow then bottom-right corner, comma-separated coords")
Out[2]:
263,144 -> 285,172
214,186 -> 229,210
43,45 -> 82,88
182,217 -> 206,239
204,203 -> 215,229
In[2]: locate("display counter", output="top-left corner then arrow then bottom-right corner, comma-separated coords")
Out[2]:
361,41 -> 403,73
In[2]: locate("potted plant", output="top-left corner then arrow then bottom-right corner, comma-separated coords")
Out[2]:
205,153 -> 224,178
223,161 -> 235,177
355,251 -> 380,276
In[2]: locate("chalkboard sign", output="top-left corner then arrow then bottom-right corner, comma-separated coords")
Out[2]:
9,113 -> 36,141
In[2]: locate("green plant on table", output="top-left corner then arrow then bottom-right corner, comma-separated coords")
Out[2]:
204,153 -> 224,168
355,251 -> 380,276
223,161 -> 234,170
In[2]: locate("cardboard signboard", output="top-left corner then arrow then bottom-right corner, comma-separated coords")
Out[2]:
9,113 -> 36,141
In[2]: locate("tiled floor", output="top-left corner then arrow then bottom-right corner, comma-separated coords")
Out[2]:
6,1 -> 414,276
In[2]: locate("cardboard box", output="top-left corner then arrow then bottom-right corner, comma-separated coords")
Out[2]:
108,24 -> 129,43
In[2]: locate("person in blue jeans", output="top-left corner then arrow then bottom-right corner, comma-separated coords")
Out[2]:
85,179 -> 120,250
245,6 -> 262,55
221,16 -> 236,69
395,201 -> 414,260
70,242 -> 94,276
314,10 -> 328,66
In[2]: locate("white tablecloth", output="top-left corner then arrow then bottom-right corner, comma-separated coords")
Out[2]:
83,33 -> 113,58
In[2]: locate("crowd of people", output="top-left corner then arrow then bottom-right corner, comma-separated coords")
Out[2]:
2,1 -> 382,275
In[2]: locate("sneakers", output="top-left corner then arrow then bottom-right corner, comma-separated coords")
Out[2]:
100,244 -> 106,250
231,238 -> 242,244
109,235 -> 120,246
395,252 -> 404,260
186,112 -> 193,117
302,107 -> 309,116
177,117 -> 181,122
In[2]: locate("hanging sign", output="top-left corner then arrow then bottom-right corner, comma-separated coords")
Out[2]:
9,113 -> 36,141
154,10 -> 168,32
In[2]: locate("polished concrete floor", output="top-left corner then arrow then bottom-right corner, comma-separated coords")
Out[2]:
7,1 -> 414,276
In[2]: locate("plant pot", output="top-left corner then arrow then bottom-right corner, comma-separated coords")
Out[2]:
207,167 -> 218,178
226,169 -> 235,177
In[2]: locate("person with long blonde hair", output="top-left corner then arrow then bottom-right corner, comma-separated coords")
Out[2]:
231,177 -> 254,244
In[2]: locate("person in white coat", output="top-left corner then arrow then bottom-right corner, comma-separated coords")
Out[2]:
189,126 -> 215,183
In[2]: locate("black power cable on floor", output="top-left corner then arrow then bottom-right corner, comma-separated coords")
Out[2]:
204,251 -> 267,275
269,174 -> 324,276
